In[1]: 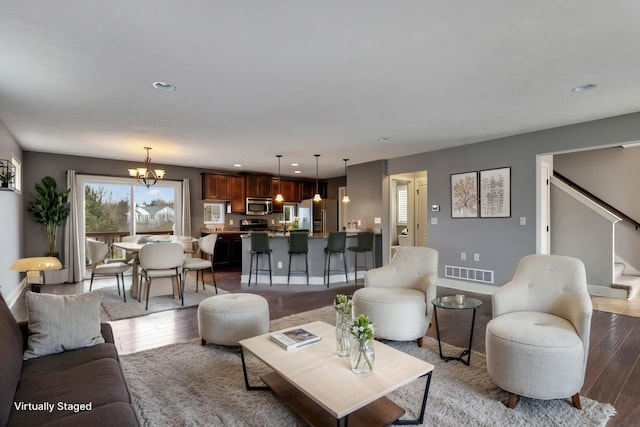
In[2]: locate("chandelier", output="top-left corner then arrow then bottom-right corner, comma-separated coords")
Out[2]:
128,147 -> 166,188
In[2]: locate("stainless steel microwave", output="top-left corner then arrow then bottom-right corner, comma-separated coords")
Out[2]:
245,198 -> 272,215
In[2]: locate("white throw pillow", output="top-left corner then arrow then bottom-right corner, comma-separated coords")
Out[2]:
23,291 -> 105,360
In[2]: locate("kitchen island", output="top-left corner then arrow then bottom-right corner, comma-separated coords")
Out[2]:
240,231 -> 381,285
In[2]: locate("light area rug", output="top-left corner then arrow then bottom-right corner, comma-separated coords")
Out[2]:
119,306 -> 615,427
98,285 -> 228,321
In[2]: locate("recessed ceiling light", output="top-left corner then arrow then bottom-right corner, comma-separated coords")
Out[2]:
572,83 -> 597,92
153,81 -> 176,91
294,170 -> 302,174
291,163 -> 299,167
377,137 -> 391,142
234,164 -> 242,167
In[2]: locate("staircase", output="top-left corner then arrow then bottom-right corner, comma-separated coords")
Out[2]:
613,262 -> 640,300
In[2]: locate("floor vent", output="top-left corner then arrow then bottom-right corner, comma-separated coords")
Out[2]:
444,265 -> 494,284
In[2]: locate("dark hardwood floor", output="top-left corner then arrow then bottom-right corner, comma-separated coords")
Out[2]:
11,267 -> 639,426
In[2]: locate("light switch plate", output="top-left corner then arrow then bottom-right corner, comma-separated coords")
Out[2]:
229,219 -> 233,225
374,217 -> 381,224
431,217 -> 438,224
520,217 -> 526,226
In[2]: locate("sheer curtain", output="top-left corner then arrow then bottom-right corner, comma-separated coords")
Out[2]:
181,179 -> 191,236
64,170 -> 84,283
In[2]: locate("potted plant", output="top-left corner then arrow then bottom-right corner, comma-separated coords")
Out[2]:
28,176 -> 70,256
0,171 -> 13,188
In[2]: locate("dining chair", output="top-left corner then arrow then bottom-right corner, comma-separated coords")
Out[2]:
138,242 -> 184,310
182,234 -> 218,301
86,239 -> 131,302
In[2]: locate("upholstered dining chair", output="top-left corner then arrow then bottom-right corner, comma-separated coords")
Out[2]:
485,254 -> 593,409
182,234 -> 218,301
352,246 -> 438,347
86,239 -> 131,302
138,242 -> 184,310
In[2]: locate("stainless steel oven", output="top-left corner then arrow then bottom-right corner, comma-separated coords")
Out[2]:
245,198 -> 272,215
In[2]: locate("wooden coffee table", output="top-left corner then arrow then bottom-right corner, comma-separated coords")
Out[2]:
239,321 -> 434,427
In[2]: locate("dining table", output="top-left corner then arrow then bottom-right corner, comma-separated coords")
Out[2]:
113,236 -> 198,301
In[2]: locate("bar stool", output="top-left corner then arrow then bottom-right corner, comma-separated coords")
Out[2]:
287,231 -> 309,285
248,232 -> 272,286
324,231 -> 348,287
348,232 -> 374,285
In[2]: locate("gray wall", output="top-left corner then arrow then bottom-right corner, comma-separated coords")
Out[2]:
554,145 -> 640,270
0,118 -> 23,299
13,110 -> 640,292
384,111 -> 640,285
551,183 -> 615,285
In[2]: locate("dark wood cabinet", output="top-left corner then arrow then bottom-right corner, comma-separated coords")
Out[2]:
245,175 -> 272,198
202,174 -> 231,200
299,181 -> 315,200
229,175 -> 245,213
201,232 -> 243,267
272,179 -> 300,213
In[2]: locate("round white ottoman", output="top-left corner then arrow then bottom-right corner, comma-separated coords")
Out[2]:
198,293 -> 269,346
353,287 -> 427,343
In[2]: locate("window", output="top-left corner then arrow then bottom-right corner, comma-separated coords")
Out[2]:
78,175 -> 182,262
397,184 -> 408,225
204,202 -> 225,224
10,154 -> 21,194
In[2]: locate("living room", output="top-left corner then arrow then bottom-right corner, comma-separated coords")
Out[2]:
2,2 -> 640,426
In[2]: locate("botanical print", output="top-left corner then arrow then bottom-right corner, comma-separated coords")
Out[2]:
451,172 -> 478,218
480,167 -> 511,218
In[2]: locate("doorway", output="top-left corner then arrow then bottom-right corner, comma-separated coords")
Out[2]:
389,171 -> 427,249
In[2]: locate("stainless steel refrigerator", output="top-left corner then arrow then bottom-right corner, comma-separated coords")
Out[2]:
299,199 -> 338,234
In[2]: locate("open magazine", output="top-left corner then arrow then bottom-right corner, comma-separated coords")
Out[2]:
270,328 -> 321,350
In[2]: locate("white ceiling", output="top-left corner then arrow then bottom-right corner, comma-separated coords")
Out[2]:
1,1 -> 640,178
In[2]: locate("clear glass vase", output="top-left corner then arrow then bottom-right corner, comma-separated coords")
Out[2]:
350,338 -> 375,373
335,310 -> 352,357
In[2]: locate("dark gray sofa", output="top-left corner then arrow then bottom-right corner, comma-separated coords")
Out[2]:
0,294 -> 138,426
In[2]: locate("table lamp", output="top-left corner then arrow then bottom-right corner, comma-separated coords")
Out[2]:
10,257 -> 63,293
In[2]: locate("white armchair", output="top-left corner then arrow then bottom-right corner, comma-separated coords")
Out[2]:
485,254 -> 593,409
353,247 -> 438,346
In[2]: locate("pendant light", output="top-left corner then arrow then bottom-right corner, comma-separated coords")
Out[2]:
313,154 -> 322,202
275,155 -> 284,202
342,158 -> 350,203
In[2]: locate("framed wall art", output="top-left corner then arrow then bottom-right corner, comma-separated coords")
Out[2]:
451,171 -> 478,218
479,167 -> 511,218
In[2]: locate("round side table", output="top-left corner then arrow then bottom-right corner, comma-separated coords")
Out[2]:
431,295 -> 483,366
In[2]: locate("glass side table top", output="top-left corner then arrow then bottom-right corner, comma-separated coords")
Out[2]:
432,295 -> 483,310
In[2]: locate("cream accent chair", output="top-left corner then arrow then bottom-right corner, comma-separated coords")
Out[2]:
485,254 -> 592,409
182,234 -> 219,300
352,247 -> 438,347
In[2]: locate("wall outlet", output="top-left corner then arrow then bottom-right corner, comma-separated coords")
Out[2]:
374,217 -> 381,224
474,253 -> 480,262
229,219 -> 233,225
460,252 -> 466,260
277,261 -> 283,269
357,219 -> 362,226
431,217 -> 438,224
271,219 -> 275,224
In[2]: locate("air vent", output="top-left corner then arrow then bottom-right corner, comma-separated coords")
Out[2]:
444,265 -> 494,284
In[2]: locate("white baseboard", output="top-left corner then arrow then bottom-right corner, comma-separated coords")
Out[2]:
588,284 -> 628,300
437,278 -> 499,295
